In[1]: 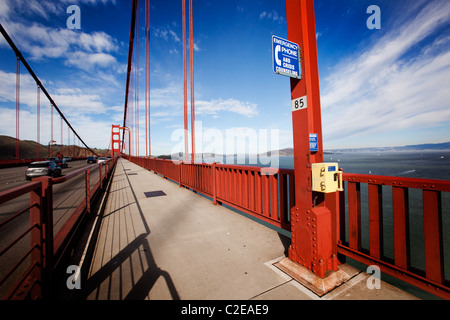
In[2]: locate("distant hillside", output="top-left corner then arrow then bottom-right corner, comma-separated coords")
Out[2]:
0,135 -> 107,160
328,142 -> 450,153
261,142 -> 450,157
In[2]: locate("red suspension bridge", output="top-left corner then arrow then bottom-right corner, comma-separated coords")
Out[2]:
0,0 -> 449,301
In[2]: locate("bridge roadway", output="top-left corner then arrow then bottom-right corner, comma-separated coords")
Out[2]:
74,158 -> 418,300
0,159 -> 101,298
0,159 -> 101,239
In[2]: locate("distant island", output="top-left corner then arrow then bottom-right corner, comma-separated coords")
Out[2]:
264,142 -> 450,156
2,134 -> 448,160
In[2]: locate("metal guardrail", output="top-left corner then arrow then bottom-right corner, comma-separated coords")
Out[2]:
0,157 -> 117,299
130,156 -> 294,231
336,173 -> 450,299
129,156 -> 449,299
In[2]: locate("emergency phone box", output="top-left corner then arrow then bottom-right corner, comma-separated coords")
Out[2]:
311,163 -> 343,193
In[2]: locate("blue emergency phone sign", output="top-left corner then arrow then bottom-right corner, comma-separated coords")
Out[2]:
310,133 -> 319,152
272,35 -> 302,79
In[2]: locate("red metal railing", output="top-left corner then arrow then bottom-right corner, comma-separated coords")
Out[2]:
129,156 -> 294,231
0,158 -> 117,299
336,173 -> 450,299
129,156 -> 449,299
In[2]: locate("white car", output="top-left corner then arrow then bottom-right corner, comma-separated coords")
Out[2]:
97,157 -> 107,163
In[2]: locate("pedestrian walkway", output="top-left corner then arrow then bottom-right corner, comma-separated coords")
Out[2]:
83,158 -> 419,300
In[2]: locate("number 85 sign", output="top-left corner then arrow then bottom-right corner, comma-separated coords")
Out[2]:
291,95 -> 307,112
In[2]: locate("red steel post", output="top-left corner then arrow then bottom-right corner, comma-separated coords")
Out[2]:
286,0 -> 338,277
37,86 -> 40,158
145,0 -> 148,157
183,0 -> 188,161
29,184 -> 43,299
86,170 -> 91,214
148,0 -> 151,157
190,0 -> 195,163
16,57 -> 20,160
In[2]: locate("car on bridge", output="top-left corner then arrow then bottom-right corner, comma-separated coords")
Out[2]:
87,156 -> 97,164
25,161 -> 62,180
98,157 -> 107,163
53,158 -> 68,169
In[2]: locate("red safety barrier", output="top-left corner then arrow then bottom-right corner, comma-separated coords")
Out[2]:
336,173 -> 450,299
129,155 -> 449,299
0,157 -> 117,299
129,156 -> 295,232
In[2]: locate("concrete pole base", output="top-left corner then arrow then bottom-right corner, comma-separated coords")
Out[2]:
274,258 -> 359,297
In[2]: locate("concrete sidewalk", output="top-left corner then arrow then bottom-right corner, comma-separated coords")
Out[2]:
83,158 -> 418,300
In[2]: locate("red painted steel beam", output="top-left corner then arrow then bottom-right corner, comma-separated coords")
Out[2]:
392,186 -> 410,269
183,0 -> 189,161
422,190 -> 444,284
368,183 -> 383,259
37,86 -> 40,158
286,0 -> 337,277
337,243 -> 450,300
16,57 -> 20,160
344,172 -> 450,191
135,5 -> 140,157
190,0 -> 195,162
145,0 -> 150,157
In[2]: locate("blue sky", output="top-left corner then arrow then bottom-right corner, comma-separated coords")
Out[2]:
0,0 -> 449,156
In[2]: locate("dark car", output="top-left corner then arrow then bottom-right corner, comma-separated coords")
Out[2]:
26,161 -> 62,180
87,156 -> 97,164
53,157 -> 68,168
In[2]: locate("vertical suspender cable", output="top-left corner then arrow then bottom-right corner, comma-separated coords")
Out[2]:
148,0 -> 151,157
61,117 -> 63,154
37,86 -> 40,158
51,104 -> 54,157
189,0 -> 195,163
183,0 -> 188,161
15,57 -> 20,160
145,0 -> 148,157
135,1 -> 139,157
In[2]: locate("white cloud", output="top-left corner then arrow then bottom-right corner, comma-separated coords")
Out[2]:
65,51 -> 117,70
196,98 -> 258,118
78,32 -> 118,52
153,26 -> 181,43
0,1 -> 11,18
0,70 -> 111,114
2,0 -> 117,21
152,25 -> 201,52
259,10 -> 284,24
1,0 -> 119,71
6,22 -> 119,65
320,0 -> 450,146
0,70 -> 37,108
147,82 -> 258,118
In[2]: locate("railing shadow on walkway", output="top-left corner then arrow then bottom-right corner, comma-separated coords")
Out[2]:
83,234 -> 179,300
79,162 -> 180,300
